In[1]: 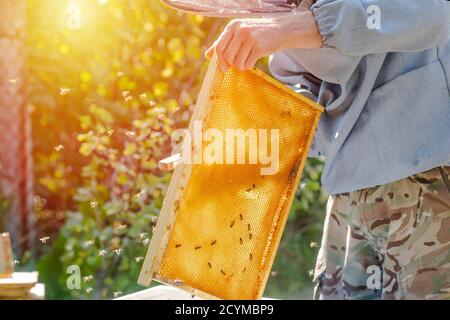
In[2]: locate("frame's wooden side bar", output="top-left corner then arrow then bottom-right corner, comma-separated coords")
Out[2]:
255,109 -> 323,299
138,56 -> 220,286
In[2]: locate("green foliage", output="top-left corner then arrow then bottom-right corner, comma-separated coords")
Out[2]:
0,191 -> 11,232
38,103 -> 172,299
25,0 -> 326,299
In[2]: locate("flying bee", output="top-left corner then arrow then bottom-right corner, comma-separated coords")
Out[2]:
139,232 -> 148,240
83,240 -> 95,248
39,236 -> 50,244
116,224 -> 127,231
310,241 -> 318,248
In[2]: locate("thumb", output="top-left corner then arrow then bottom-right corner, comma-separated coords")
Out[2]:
205,45 -> 214,60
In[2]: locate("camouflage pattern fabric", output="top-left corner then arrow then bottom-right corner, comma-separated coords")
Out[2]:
313,166 -> 450,300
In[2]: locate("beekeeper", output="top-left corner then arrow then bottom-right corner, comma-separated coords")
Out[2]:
206,0 -> 450,300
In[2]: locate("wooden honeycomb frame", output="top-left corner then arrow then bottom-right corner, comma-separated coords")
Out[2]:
138,56 -> 323,299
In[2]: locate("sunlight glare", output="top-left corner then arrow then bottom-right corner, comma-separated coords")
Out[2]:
66,1 -> 82,30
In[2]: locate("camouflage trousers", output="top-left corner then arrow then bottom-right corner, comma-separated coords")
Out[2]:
313,166 -> 450,300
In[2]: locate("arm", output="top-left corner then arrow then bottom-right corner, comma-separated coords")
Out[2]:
207,0 -> 450,70
205,10 -> 323,72
313,0 -> 450,56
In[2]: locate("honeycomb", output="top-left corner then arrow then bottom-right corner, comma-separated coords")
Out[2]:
140,62 -> 323,300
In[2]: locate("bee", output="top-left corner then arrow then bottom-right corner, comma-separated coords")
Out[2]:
139,233 -> 148,240
220,269 -> 226,276
239,214 -> 243,221
249,233 -> 253,240
175,244 -> 182,248
210,240 -> 217,246
249,253 -> 253,261
247,224 -> 251,231
207,262 -> 212,269
173,200 -> 181,212
194,245 -> 202,250
116,224 -> 127,231
39,236 -> 50,244
55,144 -> 65,152
83,240 -> 95,248
239,237 -> 243,245
59,88 -> 71,96
230,220 -> 235,228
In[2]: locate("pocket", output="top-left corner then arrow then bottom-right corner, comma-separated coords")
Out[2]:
399,246 -> 450,300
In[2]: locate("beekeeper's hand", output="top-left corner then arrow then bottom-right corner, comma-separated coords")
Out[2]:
205,10 -> 322,72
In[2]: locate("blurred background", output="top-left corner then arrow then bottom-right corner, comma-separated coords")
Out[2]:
0,0 -> 327,299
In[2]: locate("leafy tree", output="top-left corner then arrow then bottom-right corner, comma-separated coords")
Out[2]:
24,0 -> 326,299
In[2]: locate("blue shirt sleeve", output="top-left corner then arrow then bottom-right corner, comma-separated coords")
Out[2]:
312,0 -> 450,56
